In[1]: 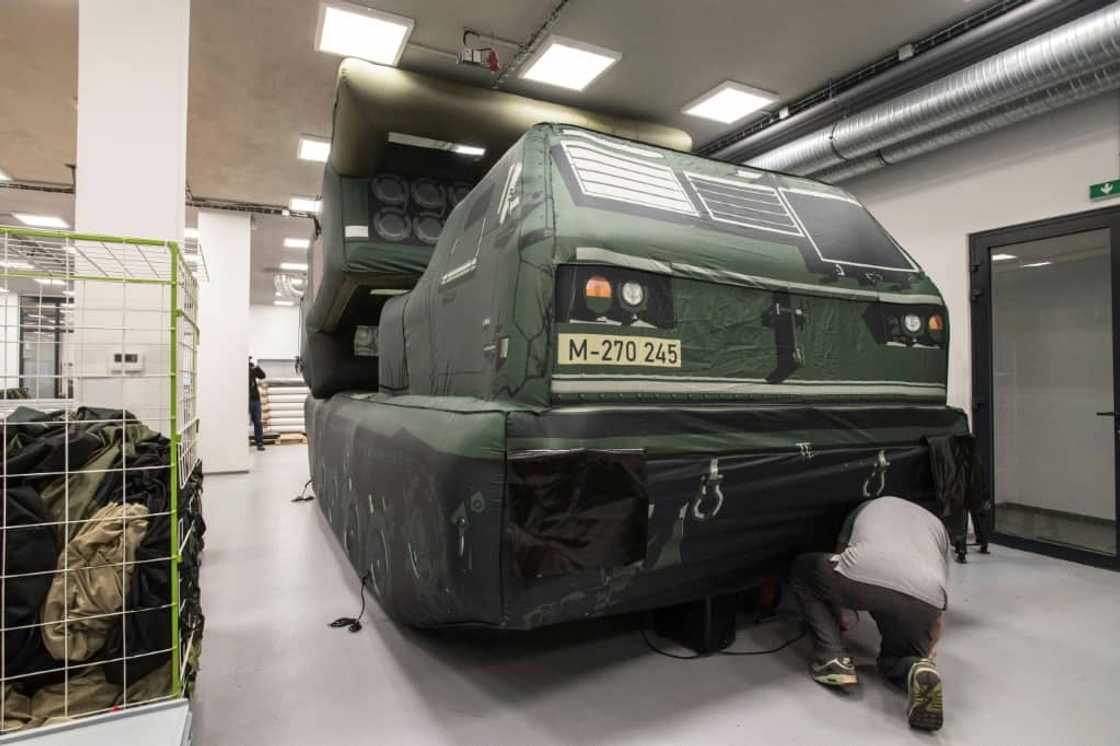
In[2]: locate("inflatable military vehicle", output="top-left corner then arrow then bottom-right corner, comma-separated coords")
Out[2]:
303,59 -> 970,629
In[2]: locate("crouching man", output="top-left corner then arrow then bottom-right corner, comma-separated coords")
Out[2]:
790,495 -> 948,731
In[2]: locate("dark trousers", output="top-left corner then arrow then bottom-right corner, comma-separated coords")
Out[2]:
790,553 -> 941,684
249,399 -> 264,448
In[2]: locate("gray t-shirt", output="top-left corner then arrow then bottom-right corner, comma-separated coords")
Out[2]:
833,496 -> 950,610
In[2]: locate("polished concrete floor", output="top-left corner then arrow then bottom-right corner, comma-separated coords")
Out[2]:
192,445 -> 1120,745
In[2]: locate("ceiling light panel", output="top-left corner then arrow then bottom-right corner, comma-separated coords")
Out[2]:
284,237 -> 311,249
453,144 -> 486,157
387,132 -> 485,158
298,135 -> 331,163
520,35 -> 621,91
315,1 -> 414,66
683,81 -> 779,124
13,214 -> 69,229
289,197 -> 321,213
280,262 -> 309,272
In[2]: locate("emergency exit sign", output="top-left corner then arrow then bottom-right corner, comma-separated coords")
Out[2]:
1090,179 -> 1120,200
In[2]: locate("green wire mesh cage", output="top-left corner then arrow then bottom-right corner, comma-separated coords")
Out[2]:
1,226 -> 203,733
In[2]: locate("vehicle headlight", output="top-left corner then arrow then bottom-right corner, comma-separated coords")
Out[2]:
619,281 -> 645,310
584,275 -> 613,314
903,313 -> 922,334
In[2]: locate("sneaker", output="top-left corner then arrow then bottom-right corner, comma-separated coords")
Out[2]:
907,659 -> 943,731
811,656 -> 858,686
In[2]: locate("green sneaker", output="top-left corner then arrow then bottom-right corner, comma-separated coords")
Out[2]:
907,659 -> 943,731
811,656 -> 858,686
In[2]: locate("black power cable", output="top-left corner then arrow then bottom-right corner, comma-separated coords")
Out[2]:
329,571 -> 372,633
292,478 -> 315,502
640,615 -> 807,660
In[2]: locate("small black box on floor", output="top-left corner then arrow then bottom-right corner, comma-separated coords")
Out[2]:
652,595 -> 739,655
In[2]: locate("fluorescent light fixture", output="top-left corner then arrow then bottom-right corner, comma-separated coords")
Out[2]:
369,288 -> 408,296
298,135 -> 331,163
280,262 -> 308,272
13,213 -> 69,229
35,278 -> 67,286
273,300 -> 296,307
184,227 -> 200,240
520,35 -> 621,91
1022,261 -> 1053,268
387,132 -> 486,158
991,253 -> 1017,262
0,166 -> 10,181
683,81 -> 779,124
315,1 -> 414,66
289,197 -> 321,213
284,237 -> 311,249
0,260 -> 34,270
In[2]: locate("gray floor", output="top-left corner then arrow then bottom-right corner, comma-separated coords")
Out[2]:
192,445 -> 1120,746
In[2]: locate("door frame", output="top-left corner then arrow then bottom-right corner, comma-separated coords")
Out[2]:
970,205 -> 1120,570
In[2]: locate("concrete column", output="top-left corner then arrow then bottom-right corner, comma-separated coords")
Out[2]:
71,1 -> 192,435
75,0 -> 190,239
197,211 -> 251,474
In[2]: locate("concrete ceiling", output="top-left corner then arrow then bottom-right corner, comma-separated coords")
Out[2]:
0,0 -> 985,304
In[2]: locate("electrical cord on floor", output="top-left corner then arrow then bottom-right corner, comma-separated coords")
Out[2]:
640,615 -> 807,660
329,571 -> 371,633
718,625 -> 807,656
292,478 -> 315,502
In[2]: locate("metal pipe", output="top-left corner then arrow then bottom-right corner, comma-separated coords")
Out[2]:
816,60 -> 1120,183
748,1 -> 1120,175
709,0 -> 1117,163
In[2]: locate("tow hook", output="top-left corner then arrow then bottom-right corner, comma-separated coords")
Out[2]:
450,504 -> 469,557
862,450 -> 890,497
692,458 -> 725,521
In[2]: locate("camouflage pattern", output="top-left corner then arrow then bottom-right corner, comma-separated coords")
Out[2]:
309,394 -> 968,628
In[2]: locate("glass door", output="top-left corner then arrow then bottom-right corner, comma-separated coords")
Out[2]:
972,210 -> 1120,568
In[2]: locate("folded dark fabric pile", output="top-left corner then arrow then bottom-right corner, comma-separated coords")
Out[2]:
1,406 -> 205,733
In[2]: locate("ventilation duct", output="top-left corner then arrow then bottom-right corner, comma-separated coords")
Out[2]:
816,60 -> 1120,183
747,2 -> 1120,180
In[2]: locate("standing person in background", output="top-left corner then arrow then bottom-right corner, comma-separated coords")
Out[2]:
249,356 -> 266,451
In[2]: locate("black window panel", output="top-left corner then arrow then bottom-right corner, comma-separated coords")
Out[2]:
785,191 -> 915,271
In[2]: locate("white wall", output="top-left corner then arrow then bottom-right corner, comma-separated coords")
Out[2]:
845,92 -> 1120,414
198,211 -> 251,473
249,303 -> 300,359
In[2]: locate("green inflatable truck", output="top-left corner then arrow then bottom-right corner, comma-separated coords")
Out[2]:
303,59 -> 973,629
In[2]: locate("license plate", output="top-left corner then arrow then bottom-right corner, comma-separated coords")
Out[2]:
557,333 -> 682,367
